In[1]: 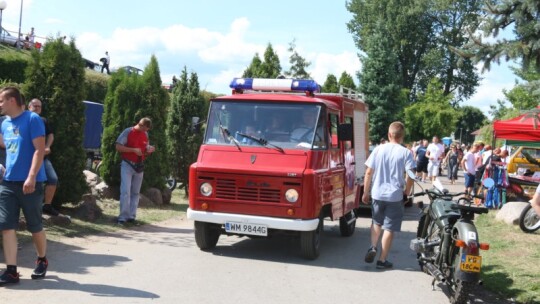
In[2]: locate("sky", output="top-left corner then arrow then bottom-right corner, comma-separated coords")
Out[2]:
0,0 -> 519,117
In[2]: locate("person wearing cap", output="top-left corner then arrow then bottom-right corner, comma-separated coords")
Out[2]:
115,117 -> 155,225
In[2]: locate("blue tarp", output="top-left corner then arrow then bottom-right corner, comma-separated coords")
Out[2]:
442,137 -> 452,146
83,101 -> 104,150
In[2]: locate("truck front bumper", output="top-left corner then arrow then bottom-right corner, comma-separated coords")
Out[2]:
187,208 -> 320,232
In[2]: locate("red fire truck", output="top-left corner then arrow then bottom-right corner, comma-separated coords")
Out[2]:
187,78 -> 369,259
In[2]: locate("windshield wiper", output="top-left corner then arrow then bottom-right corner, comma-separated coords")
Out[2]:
236,132 -> 284,153
216,112 -> 241,151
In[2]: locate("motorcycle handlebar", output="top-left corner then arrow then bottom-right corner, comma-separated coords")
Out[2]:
413,190 -> 467,198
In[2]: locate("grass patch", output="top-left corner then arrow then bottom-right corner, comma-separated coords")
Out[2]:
17,190 -> 188,242
475,212 -> 540,304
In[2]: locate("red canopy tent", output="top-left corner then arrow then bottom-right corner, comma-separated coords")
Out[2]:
493,106 -> 540,146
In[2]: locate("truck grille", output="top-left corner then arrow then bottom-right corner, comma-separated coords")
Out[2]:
215,179 -> 281,203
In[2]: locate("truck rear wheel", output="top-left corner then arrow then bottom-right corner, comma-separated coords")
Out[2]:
300,218 -> 322,260
339,211 -> 356,237
194,221 -> 221,250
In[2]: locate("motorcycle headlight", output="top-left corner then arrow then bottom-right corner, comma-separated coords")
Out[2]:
200,182 -> 213,197
285,189 -> 299,203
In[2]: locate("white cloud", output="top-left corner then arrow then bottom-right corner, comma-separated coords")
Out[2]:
198,18 -> 261,64
72,18 -> 363,94
309,51 -> 361,85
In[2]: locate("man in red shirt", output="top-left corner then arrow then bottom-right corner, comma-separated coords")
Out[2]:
115,117 -> 155,225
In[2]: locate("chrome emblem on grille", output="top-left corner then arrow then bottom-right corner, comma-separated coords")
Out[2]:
251,155 -> 256,164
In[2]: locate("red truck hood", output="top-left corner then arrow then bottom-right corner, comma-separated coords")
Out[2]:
197,146 -> 308,176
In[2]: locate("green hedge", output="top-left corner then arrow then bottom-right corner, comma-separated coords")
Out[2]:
0,49 -> 29,83
84,70 -> 109,103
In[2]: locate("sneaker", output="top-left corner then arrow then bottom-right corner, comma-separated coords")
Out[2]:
0,270 -> 20,286
364,246 -> 377,263
43,204 -> 60,216
376,260 -> 393,269
31,258 -> 48,279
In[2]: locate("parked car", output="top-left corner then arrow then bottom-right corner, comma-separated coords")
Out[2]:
0,27 -> 22,47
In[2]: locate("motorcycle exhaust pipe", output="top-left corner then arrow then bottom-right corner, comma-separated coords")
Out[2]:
423,262 -> 446,283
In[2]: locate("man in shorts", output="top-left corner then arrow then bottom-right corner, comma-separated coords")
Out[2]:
0,87 -> 48,286
362,121 -> 415,269
461,143 -> 480,195
415,139 -> 429,182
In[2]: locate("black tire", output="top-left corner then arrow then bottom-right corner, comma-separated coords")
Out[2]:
519,204 -> 540,233
449,247 -> 474,304
339,211 -> 356,237
300,217 -> 323,260
166,175 -> 177,191
194,221 -> 221,250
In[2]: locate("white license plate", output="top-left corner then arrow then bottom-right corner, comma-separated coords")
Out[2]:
225,222 -> 268,236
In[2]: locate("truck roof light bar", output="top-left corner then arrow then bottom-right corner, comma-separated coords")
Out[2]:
230,78 -> 320,95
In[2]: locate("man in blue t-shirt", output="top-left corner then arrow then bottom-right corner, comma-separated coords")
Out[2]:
415,139 -> 429,182
0,87 -> 48,286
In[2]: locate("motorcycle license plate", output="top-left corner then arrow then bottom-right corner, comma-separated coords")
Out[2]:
460,255 -> 482,272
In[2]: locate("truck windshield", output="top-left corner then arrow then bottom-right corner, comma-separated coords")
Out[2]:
204,101 -> 327,150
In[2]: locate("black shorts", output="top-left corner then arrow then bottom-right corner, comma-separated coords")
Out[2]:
416,161 -> 428,173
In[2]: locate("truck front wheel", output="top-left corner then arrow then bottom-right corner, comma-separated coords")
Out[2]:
194,221 -> 221,250
300,218 -> 323,260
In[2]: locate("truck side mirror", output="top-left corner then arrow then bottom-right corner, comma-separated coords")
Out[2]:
337,123 -> 353,141
191,117 -> 201,133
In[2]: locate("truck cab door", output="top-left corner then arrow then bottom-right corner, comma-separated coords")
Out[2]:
340,117 -> 357,211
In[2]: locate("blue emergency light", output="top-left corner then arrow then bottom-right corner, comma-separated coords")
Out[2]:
229,78 -> 320,94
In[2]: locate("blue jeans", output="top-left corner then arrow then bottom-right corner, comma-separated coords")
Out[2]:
118,161 -> 144,222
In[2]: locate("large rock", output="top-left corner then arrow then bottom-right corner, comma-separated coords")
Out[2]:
162,188 -> 172,204
495,201 -> 529,225
96,182 -> 120,200
83,170 -> 101,188
74,194 -> 103,222
144,187 -> 163,205
137,193 -> 154,208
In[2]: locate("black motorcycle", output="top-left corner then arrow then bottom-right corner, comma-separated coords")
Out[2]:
408,171 -> 492,304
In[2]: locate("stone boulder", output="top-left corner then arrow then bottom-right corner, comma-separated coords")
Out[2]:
495,201 -> 529,225
74,194 -> 103,222
83,170 -> 101,188
96,181 -> 120,200
144,187 -> 163,205
137,193 -> 154,208
162,188 -> 172,204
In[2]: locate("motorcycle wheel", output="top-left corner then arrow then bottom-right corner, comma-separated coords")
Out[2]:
449,247 -> 474,304
519,204 -> 540,233
418,218 -> 440,273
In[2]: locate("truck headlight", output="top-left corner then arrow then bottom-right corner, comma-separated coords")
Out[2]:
285,189 -> 299,203
200,182 -> 213,197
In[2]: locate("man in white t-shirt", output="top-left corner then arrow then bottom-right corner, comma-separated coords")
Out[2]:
362,121 -> 415,269
461,143 -> 480,195
426,136 -> 445,183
